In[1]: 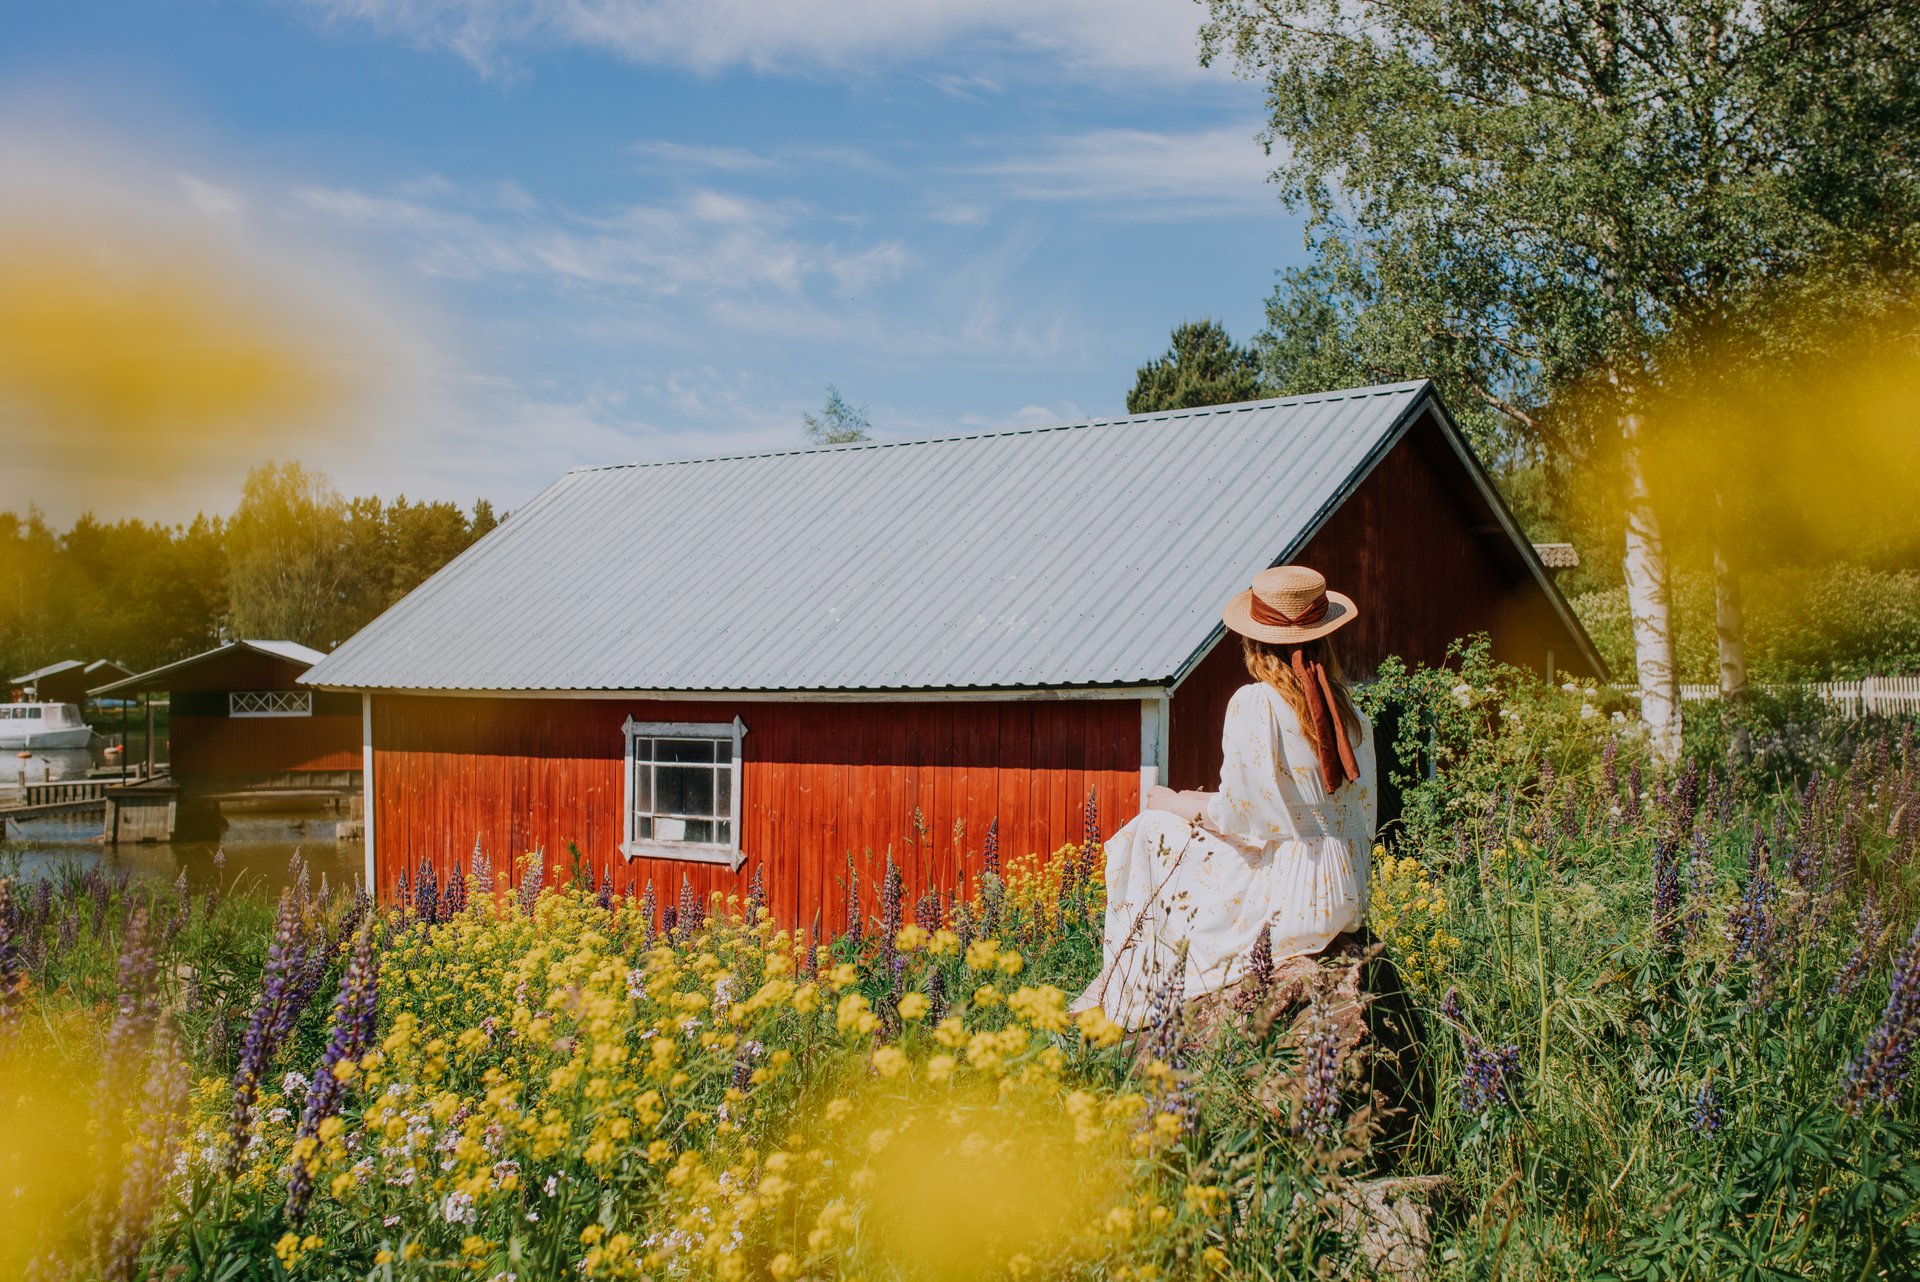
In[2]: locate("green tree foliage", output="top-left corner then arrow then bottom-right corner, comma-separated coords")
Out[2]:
0,469 -> 502,679
1126,319 -> 1265,413
0,510 -> 226,683
226,462 -> 351,649
803,384 -> 872,445
1203,0 -> 1920,467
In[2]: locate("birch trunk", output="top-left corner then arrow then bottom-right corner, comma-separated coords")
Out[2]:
1622,407 -> 1682,765
1714,536 -> 1753,763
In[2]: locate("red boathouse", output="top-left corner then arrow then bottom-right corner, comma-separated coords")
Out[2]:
303,382 -> 1603,924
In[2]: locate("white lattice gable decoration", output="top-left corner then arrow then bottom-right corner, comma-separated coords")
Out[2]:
230,690 -> 312,717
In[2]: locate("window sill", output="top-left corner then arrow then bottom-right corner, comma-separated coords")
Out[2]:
620,841 -> 746,871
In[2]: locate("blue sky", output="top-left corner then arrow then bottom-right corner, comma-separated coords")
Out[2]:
3,1 -> 1308,521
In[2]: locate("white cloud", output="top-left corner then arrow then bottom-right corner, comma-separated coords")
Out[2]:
297,0 -> 1215,80
292,179 -> 911,299
963,125 -> 1276,217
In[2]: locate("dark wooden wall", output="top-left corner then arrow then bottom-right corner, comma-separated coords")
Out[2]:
370,694 -> 1141,930
170,715 -> 361,780
1166,409 -> 1598,791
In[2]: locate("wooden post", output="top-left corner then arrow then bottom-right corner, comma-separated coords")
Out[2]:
144,694 -> 156,779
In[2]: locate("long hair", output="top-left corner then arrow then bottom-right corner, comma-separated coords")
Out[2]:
1240,633 -> 1363,744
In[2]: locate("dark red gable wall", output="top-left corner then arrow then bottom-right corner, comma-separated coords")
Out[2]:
370,694 -> 1140,930
1166,411 -> 1597,791
164,650 -> 359,779
172,716 -> 360,778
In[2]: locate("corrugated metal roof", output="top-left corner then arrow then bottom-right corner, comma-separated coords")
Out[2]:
92,639 -> 328,696
10,659 -> 86,684
303,383 -> 1437,693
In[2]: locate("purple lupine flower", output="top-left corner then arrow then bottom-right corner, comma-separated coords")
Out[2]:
1142,945 -> 1193,1134
1651,838 -> 1682,949
517,848 -> 545,915
597,866 -> 614,913
1460,1040 -> 1523,1116
982,817 -> 1001,878
841,867 -> 862,946
925,967 -> 948,1024
442,863 -> 468,918
1832,897 -> 1887,999
1839,917 -> 1920,1114
101,909 -> 161,1097
1440,986 -> 1464,1026
1667,759 -> 1699,845
1682,831 -> 1713,944
1235,925 -> 1274,1016
228,888 -> 319,1171
161,869 -> 191,948
1624,764 -> 1642,825
469,835 -> 492,895
676,874 -> 700,936
745,864 -> 765,921
100,1020 -> 189,1282
1081,787 -> 1102,880
1690,1079 -> 1724,1134
879,859 -> 903,959
1057,840 -> 1082,921
394,868 -> 410,912
413,858 -> 440,923
1600,735 -> 1619,805
286,921 -> 381,1225
639,879 -> 657,946
0,880 -> 20,1036
1293,989 -> 1344,1141
915,886 -> 944,933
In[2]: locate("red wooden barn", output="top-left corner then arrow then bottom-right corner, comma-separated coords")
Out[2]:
304,381 -> 1603,923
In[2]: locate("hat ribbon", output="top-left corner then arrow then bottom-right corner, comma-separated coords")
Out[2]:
1248,590 -> 1329,629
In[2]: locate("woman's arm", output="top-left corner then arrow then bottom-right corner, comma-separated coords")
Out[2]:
1146,786 -> 1215,822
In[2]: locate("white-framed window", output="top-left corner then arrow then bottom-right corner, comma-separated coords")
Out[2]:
230,690 -> 313,718
621,717 -> 747,869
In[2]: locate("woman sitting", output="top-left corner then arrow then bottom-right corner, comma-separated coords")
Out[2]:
1076,565 -> 1377,1028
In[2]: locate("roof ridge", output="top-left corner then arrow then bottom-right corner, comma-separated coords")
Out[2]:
564,379 -> 1431,476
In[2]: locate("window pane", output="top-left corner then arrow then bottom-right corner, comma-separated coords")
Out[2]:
716,764 -> 731,804
656,764 -> 716,816
682,817 -> 716,844
635,815 -> 653,840
657,737 -> 718,764
714,819 -> 731,846
633,757 -> 652,814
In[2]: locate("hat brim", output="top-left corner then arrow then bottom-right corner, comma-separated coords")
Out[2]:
1221,588 -> 1358,644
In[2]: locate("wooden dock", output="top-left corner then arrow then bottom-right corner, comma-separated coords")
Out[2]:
0,774 -> 155,824
1,781 -> 113,822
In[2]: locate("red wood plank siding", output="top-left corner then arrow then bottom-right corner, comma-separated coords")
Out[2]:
1167,410 -> 1597,791
171,714 -> 362,778
370,695 -> 1141,929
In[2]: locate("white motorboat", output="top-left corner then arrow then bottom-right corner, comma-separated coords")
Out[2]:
0,702 -> 94,750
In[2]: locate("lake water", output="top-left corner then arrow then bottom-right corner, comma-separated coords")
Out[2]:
1,745 -> 364,899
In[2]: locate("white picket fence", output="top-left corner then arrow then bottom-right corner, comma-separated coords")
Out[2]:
1668,676 -> 1920,719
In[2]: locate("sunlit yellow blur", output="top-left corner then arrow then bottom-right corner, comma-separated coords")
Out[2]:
0,1040 -> 105,1274
0,223 -> 350,508
1636,297 -> 1920,566
833,1080 -> 1133,1279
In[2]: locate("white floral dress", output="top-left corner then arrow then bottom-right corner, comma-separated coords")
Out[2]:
1080,682 -> 1377,1029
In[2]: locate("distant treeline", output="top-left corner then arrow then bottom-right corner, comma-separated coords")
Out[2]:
0,461 -> 500,682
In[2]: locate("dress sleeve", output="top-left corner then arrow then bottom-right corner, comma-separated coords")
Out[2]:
1203,686 -> 1302,848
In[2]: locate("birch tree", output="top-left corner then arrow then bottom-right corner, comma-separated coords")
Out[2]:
1201,0 -> 1920,764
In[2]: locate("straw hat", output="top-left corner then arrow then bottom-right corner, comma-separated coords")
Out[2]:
1221,565 -> 1358,644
